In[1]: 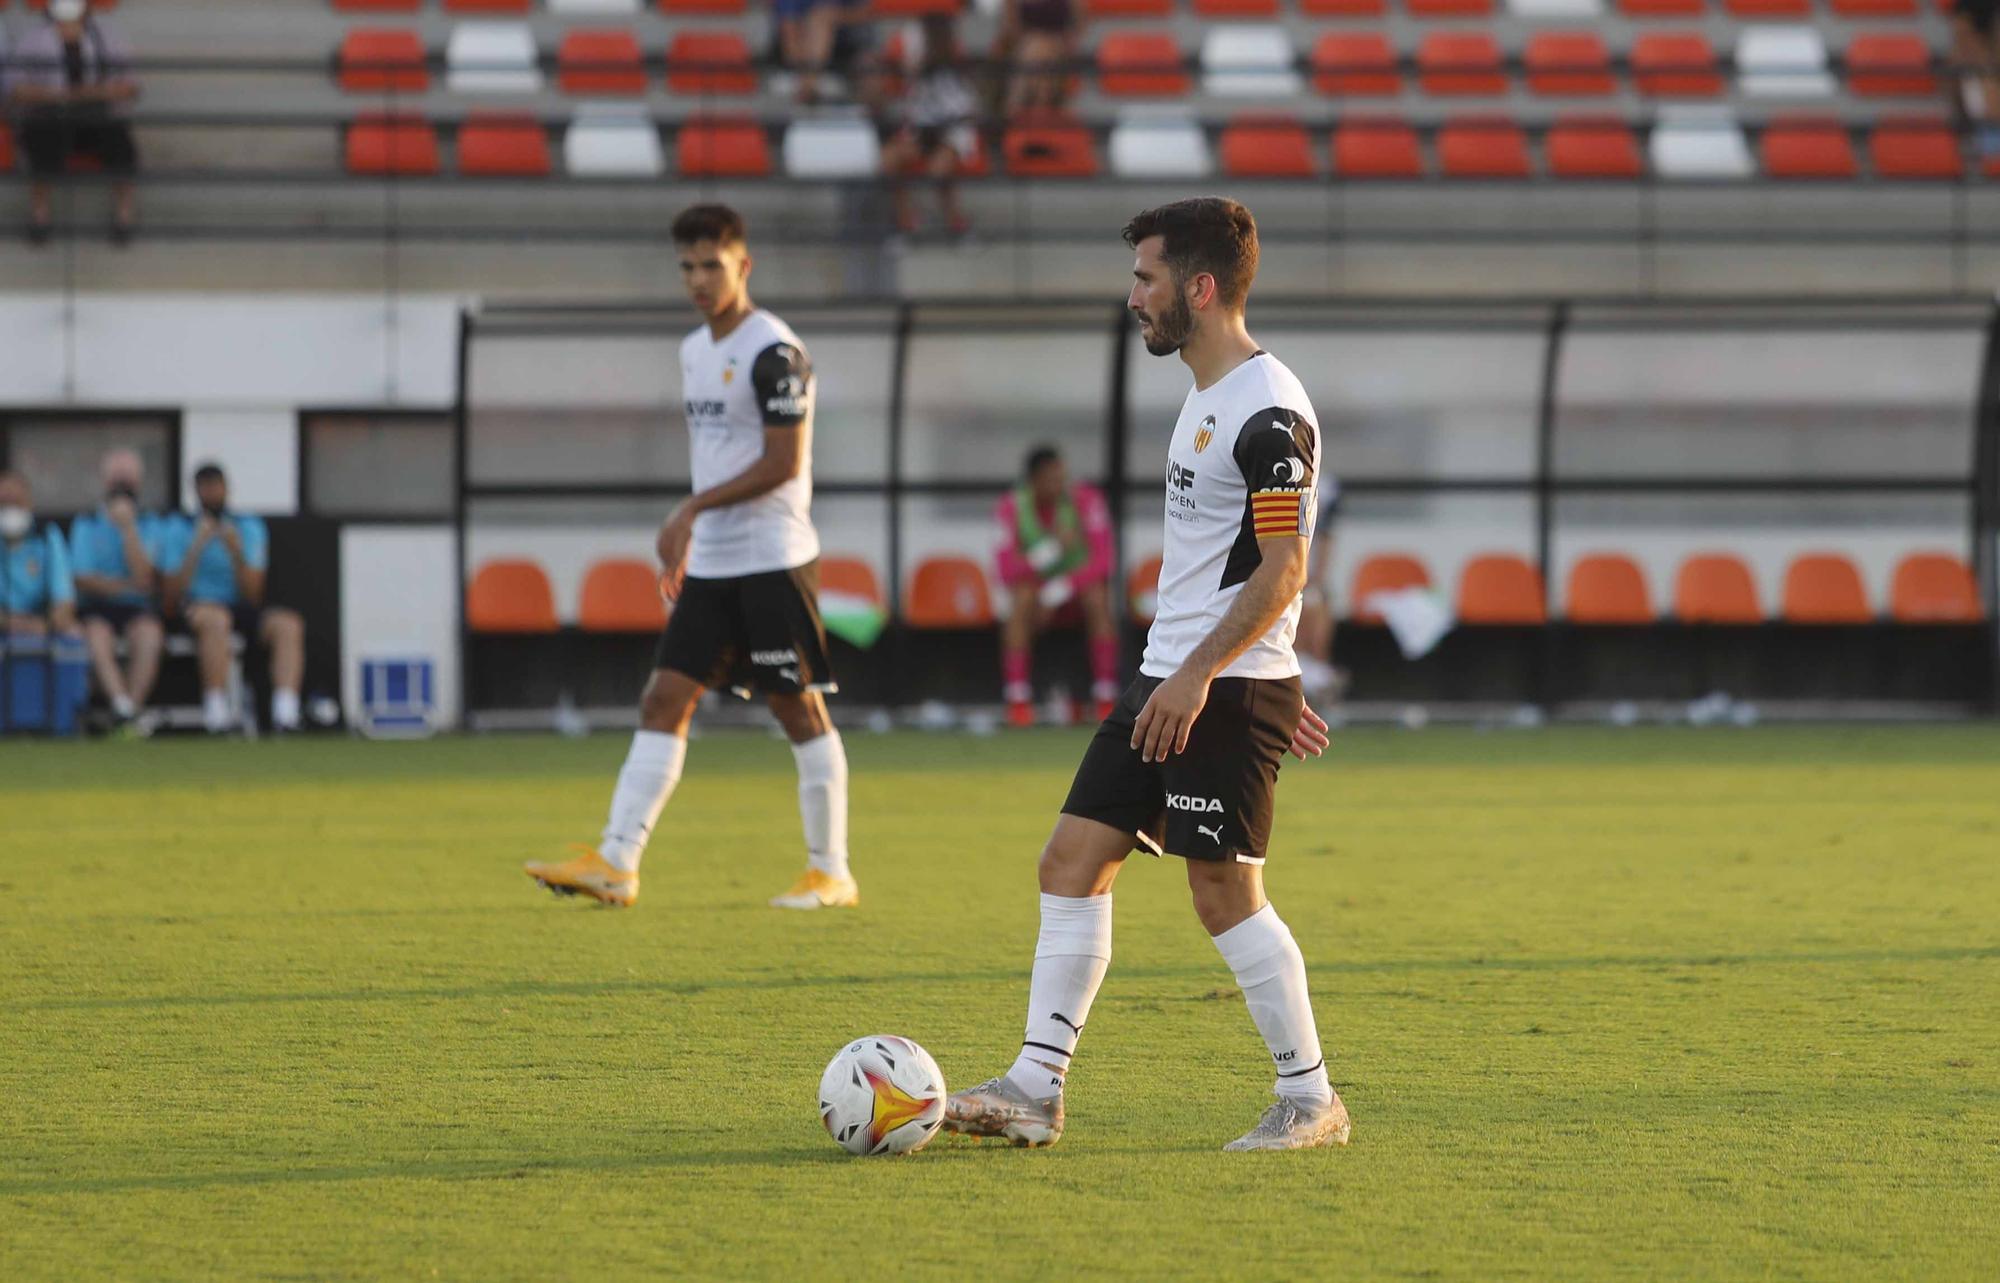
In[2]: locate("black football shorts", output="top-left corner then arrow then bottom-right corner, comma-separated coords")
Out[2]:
1061,673 -> 1302,865
654,560 -> 837,699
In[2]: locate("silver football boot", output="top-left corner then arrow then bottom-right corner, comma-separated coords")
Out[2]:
1223,1092 -> 1353,1152
942,1075 -> 1065,1147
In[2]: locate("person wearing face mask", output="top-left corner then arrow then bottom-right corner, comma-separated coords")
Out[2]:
156,463 -> 306,735
69,448 -> 166,732
7,0 -> 141,246
0,471 -> 77,638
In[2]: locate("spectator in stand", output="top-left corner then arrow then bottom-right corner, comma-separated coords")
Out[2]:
69,448 -> 166,732
0,471 -> 78,637
880,14 -> 976,240
156,463 -> 307,735
1292,477 -> 1348,705
7,0 -> 141,246
778,0 -> 868,106
994,444 -> 1118,728
1951,0 -> 2000,154
998,0 -> 1076,116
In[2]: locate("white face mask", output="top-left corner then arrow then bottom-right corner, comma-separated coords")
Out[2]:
50,0 -> 88,22
0,506 -> 31,540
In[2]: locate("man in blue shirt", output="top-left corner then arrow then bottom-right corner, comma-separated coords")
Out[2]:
69,448 -> 165,727
157,462 -> 306,733
0,471 -> 78,636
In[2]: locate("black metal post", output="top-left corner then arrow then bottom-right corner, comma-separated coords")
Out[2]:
1532,302 -> 1570,712
884,301 -> 914,711
452,305 -> 472,731
1972,298 -> 2000,712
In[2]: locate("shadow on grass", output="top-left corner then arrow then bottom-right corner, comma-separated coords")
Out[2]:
16,945 -> 1997,1014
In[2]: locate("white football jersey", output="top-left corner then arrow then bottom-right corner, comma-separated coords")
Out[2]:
1141,350 -> 1320,682
679,309 -> 820,579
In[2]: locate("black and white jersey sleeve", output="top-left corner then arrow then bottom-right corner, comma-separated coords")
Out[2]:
751,340 -> 813,428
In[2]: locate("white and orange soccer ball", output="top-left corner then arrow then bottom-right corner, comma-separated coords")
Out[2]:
818,1035 -> 946,1156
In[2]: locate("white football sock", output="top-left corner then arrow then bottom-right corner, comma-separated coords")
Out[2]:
1005,893 -> 1113,1097
201,689 -> 231,733
271,688 -> 301,730
1212,903 -> 1333,1108
110,693 -> 136,720
791,731 -> 850,880
598,730 -> 685,872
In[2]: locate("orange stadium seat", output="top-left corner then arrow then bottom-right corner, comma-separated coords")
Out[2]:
1725,0 -> 1809,14
1547,117 -> 1645,178
1761,118 -> 1858,179
1302,0 -> 1387,12
578,559 -> 669,633
444,0 -> 532,11
338,30 -> 428,95
661,0 -> 746,12
1350,554 -> 1432,623
1831,0 -> 1917,14
0,130 -> 14,174
1458,554 -> 1547,624
1525,32 -> 1615,97
1871,119 -> 1962,178
335,0 -> 421,10
1409,0 -> 1494,15
457,114 -> 552,177
1675,554 -> 1762,623
1847,35 -> 1937,97
559,30 -> 647,96
1618,0 -> 1706,13
1781,554 -> 1871,624
906,557 -> 995,629
1220,116 -> 1317,176
1438,117 -> 1532,177
1086,0 -> 1175,14
1313,33 -> 1401,97
346,114 -> 440,176
1334,118 -> 1424,177
678,118 -> 772,176
1566,554 -> 1653,623
1195,0 -> 1281,14
667,31 -> 757,96
467,560 -> 559,634
819,556 -> 885,608
1419,32 -> 1508,97
869,0 -> 962,13
1097,32 -> 1190,98
1890,553 -> 1980,622
1127,554 -> 1164,625
1632,33 -> 1724,97
1004,117 -> 1098,177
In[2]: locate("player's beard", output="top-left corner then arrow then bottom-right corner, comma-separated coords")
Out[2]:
1138,291 -> 1194,357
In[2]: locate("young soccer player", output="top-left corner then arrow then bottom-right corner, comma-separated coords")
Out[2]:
945,197 -> 1344,1151
524,205 -> 857,912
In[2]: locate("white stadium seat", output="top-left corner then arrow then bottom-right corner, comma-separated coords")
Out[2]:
448,23 -> 543,95
1649,109 -> 1755,179
564,107 -> 666,176
1108,113 -> 1212,178
1736,27 -> 1835,98
783,116 -> 881,178
1201,28 -> 1301,99
1506,0 -> 1603,16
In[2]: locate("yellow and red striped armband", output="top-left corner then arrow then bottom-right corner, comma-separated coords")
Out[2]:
1251,488 -> 1307,538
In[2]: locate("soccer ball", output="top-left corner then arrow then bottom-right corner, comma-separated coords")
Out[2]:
818,1035 -> 947,1156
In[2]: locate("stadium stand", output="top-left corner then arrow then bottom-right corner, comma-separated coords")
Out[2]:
578,559 -> 668,633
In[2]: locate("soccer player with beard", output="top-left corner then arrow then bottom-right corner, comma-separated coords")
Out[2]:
944,197 -> 1346,1152
524,205 -> 857,912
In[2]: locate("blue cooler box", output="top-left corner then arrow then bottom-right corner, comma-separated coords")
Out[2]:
2,634 -> 89,736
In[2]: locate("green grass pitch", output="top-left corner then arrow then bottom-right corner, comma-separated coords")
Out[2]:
3,725 -> 1998,1281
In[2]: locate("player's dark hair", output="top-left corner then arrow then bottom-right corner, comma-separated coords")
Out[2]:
1024,445 -> 1061,478
1121,197 -> 1259,311
193,462 -> 226,485
672,204 -> 747,249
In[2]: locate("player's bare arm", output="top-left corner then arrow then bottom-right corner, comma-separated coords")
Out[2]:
657,425 -> 806,595
1132,534 -> 1308,763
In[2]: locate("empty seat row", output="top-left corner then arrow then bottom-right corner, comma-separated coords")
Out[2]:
1096,28 -> 1924,100
1342,550 -> 1982,624
1079,0 -> 1945,16
340,27 -> 759,95
335,0 -> 750,14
